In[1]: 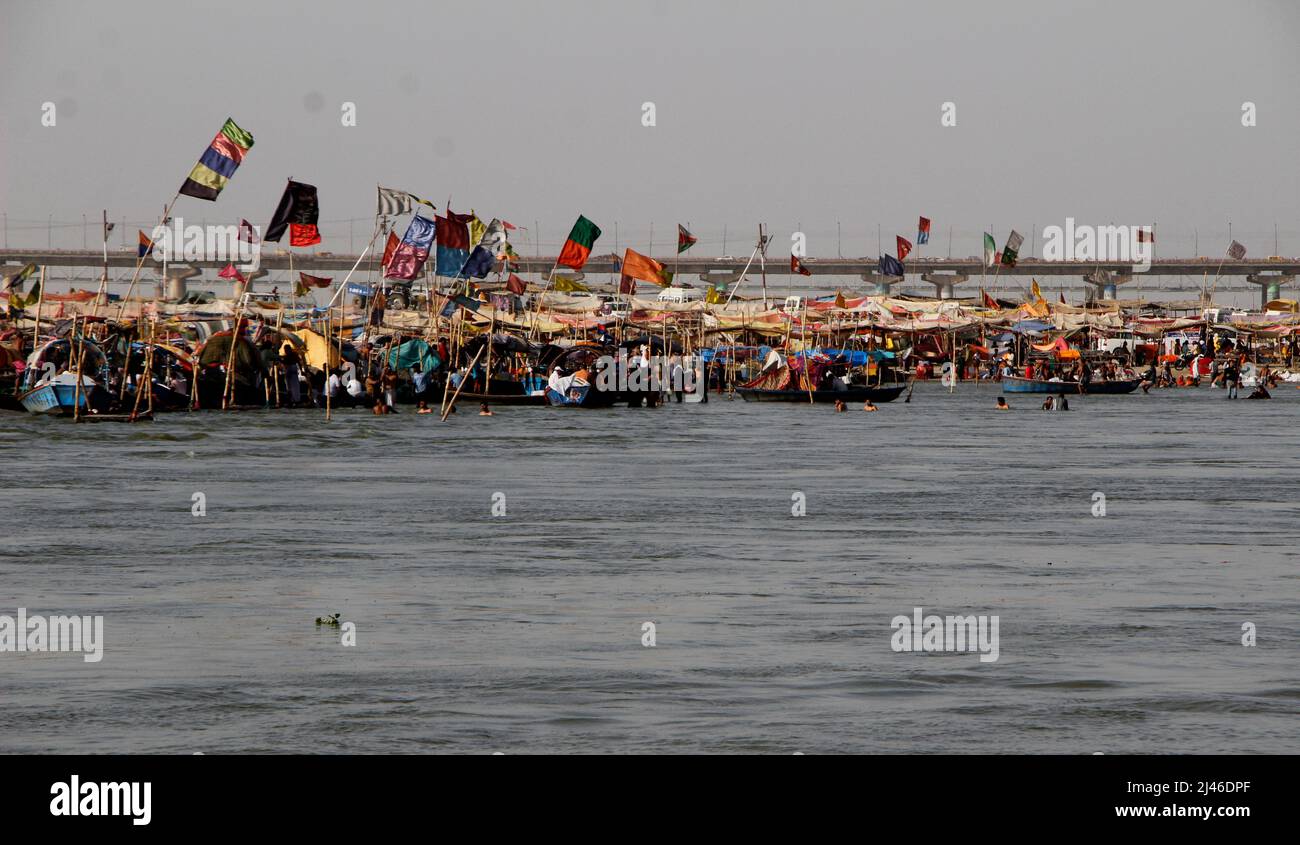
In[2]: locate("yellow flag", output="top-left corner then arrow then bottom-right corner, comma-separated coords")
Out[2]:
705,286 -> 724,304
468,214 -> 486,249
552,276 -> 589,293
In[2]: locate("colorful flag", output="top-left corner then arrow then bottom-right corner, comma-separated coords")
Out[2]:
983,232 -> 996,268
179,118 -> 254,201
1001,231 -> 1023,267
463,219 -> 508,279
1228,240 -> 1247,259
980,288 -> 999,309
791,254 -> 812,276
435,211 -> 471,276
238,219 -> 258,243
556,215 -> 601,270
552,275 -> 590,293
299,272 -> 333,288
622,249 -> 668,286
385,215 -> 437,280
897,236 -> 912,261
506,273 -> 527,294
677,224 -> 697,253
879,254 -> 905,277
917,217 -> 931,245
377,187 -> 433,217
218,263 -> 246,284
137,230 -> 155,259
4,263 -> 39,307
265,180 -> 321,246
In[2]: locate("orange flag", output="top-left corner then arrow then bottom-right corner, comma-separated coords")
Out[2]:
622,249 -> 668,286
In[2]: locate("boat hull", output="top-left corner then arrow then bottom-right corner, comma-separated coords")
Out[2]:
1001,376 -> 1140,395
736,384 -> 908,403
19,382 -> 111,416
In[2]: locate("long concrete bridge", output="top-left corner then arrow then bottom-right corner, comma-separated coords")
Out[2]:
4,250 -> 1298,305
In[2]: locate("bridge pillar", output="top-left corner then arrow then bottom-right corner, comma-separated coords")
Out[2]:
861,272 -> 901,296
920,273 -> 969,300
1082,272 -> 1132,301
1246,274 -> 1293,308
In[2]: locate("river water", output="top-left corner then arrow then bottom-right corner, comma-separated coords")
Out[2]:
0,382 -> 1296,753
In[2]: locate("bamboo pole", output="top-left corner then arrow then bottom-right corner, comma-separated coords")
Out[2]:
441,346 -> 484,421
72,316 -> 85,421
31,265 -> 46,350
222,297 -> 245,409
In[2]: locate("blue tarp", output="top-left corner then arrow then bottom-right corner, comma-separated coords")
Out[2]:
791,348 -> 896,364
1011,320 -> 1054,334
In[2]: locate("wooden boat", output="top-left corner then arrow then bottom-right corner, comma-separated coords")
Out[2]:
1001,376 -> 1140,395
19,373 -> 112,415
737,384 -> 908,403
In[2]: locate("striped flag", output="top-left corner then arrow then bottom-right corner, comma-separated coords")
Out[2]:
377,187 -> 434,217
179,118 -> 254,202
677,224 -> 697,253
556,215 -> 601,270
917,217 -> 931,245
137,230 -> 155,258
983,233 -> 996,268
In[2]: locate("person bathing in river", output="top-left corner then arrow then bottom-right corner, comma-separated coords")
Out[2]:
996,397 -> 1009,410
862,400 -> 878,412
1041,395 -> 1054,410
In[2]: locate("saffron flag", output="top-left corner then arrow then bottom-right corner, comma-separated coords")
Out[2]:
381,232 -> 400,269
435,211 -> 471,276
1001,231 -> 1023,267
983,232 -> 996,268
506,273 -> 527,294
1030,279 -> 1044,302
385,215 -> 437,280
917,217 -> 931,245
218,263 -> 246,284
300,272 -> 333,288
897,236 -> 912,261
677,224 -> 697,253
834,290 -> 847,309
557,215 -> 601,270
791,254 -> 812,276
463,219 -> 508,279
377,186 -> 434,217
879,254 -> 905,277
1228,240 -> 1247,259
137,230 -> 155,258
622,249 -> 668,286
179,118 -> 254,202
265,181 -> 321,246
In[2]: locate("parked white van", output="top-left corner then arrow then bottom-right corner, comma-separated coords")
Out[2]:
656,285 -> 705,303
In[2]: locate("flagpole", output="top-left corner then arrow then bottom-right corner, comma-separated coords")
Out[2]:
723,244 -> 762,306
329,218 -> 383,307
117,192 -> 180,321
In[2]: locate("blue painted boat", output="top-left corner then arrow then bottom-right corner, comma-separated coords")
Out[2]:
1001,376 -> 1139,395
18,374 -> 111,415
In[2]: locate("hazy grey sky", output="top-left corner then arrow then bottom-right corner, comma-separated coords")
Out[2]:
2,0 -> 1298,257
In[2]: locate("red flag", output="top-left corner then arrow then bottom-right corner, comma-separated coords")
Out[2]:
381,232 -> 399,269
1137,227 -> 1154,243
218,263 -> 246,283
791,254 -> 812,276
506,273 -> 527,294
896,236 -> 912,261
619,275 -> 637,294
917,216 -> 931,244
981,288 -> 999,309
299,272 -> 332,288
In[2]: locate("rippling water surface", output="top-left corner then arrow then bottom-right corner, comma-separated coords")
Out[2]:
1,383 -> 1296,753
